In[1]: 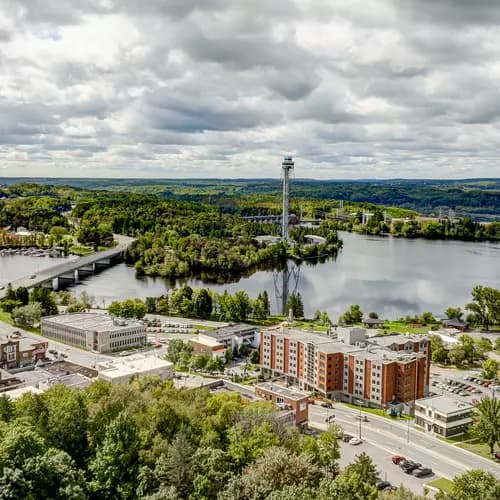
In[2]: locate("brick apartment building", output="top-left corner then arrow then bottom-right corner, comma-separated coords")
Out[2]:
0,331 -> 48,370
260,326 -> 430,407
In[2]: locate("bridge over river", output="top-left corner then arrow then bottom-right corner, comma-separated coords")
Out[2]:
0,235 -> 134,300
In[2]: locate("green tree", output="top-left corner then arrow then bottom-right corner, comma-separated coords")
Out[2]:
250,349 -> 260,364
166,339 -> 193,365
444,469 -> 500,500
430,335 -> 449,363
466,285 -> 500,331
0,394 -> 14,422
15,286 -> 29,305
339,304 -> 363,325
472,397 -> 500,454
368,311 -> 379,319
0,422 -> 47,468
345,452 -> 379,485
227,421 -> 280,468
286,293 -> 304,319
495,337 -> 500,352
316,425 -> 342,475
29,288 -> 57,316
318,470 -> 378,500
194,289 -> 213,319
190,447 -> 232,500
156,295 -> 169,315
163,433 -> 194,497
220,447 -> 321,500
12,303 -> 42,327
448,345 -> 466,366
445,307 -> 463,320
89,412 -> 139,499
145,296 -> 157,314
482,358 -> 498,380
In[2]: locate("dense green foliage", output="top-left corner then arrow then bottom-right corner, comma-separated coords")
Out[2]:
71,193 -> 340,280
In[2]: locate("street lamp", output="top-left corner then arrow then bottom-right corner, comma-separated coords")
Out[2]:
357,399 -> 363,439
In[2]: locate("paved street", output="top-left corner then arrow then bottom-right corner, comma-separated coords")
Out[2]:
309,404 -> 500,483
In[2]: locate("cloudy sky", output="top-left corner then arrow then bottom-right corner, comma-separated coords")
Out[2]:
1,0 -> 500,179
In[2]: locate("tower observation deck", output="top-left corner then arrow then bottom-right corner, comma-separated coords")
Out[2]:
281,156 -> 294,242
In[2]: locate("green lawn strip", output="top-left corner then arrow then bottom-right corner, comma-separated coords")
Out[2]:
426,478 -> 454,494
192,324 -> 216,331
382,321 -> 431,334
341,402 -> 412,421
455,440 -> 496,461
0,311 -> 40,334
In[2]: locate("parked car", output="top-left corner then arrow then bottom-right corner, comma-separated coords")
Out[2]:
392,455 -> 405,464
400,460 -> 421,473
321,402 -> 333,408
413,467 -> 433,478
342,434 -> 354,443
376,481 -> 392,491
349,437 -> 362,446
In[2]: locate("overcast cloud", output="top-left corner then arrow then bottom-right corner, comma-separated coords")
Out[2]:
1,0 -> 500,179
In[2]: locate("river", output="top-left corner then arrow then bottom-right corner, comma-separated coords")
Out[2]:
1,232 -> 499,320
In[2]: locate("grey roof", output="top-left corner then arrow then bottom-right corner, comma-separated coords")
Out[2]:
205,323 -> 257,340
415,395 -> 474,415
255,382 -> 308,401
442,318 -> 468,327
42,313 -> 144,332
363,318 -> 385,324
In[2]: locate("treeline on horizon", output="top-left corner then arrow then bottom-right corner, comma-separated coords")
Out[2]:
2,177 -> 499,217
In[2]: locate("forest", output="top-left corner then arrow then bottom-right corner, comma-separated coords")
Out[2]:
0,379 -> 496,500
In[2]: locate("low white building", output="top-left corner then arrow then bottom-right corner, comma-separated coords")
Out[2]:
204,324 -> 259,351
189,334 -> 226,359
97,354 -> 173,384
414,395 -> 474,438
41,313 -> 147,353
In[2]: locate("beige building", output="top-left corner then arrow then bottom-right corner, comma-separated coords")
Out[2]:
41,313 -> 146,353
97,354 -> 173,384
414,395 -> 474,438
189,334 -> 226,359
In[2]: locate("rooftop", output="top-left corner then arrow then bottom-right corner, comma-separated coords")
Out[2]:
192,334 -> 225,349
206,323 -> 257,340
42,313 -> 144,332
2,386 -> 43,399
416,395 -> 474,415
255,382 -> 308,401
97,354 -> 173,379
368,334 -> 427,347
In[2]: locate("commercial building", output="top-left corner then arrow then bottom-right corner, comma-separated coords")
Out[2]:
414,395 -> 474,437
255,382 -> 309,425
189,334 -> 226,359
41,313 -> 146,353
204,324 -> 259,351
97,354 -> 173,384
0,331 -> 47,369
260,326 -> 430,407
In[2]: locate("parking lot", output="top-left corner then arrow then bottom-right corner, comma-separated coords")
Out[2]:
430,371 -> 499,405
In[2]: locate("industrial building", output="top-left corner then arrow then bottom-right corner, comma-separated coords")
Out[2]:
41,313 -> 146,353
260,326 -> 430,407
97,354 -> 173,384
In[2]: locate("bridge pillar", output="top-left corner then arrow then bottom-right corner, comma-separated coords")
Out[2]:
95,258 -> 111,267
52,277 -> 59,291
74,269 -> 79,282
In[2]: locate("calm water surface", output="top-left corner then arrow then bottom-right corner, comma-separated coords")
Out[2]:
2,232 -> 499,320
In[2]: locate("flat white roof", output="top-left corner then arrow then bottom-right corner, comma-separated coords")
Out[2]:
42,313 -> 144,332
97,354 -> 173,379
416,395 -> 474,415
192,334 -> 225,348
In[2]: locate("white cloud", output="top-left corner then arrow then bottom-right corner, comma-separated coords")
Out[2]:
0,0 -> 500,178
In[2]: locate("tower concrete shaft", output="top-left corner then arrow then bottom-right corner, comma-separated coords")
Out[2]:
281,156 -> 294,242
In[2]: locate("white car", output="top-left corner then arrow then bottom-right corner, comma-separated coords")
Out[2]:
349,437 -> 362,446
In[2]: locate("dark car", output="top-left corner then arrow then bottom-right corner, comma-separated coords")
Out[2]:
376,481 -> 391,491
413,467 -> 433,478
321,402 -> 333,409
400,460 -> 421,473
342,434 -> 354,443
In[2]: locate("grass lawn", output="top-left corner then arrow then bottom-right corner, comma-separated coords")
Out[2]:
382,321 -> 431,334
427,478 -> 454,494
0,310 -> 12,324
341,402 -> 412,421
456,440 -> 494,461
0,311 -> 41,334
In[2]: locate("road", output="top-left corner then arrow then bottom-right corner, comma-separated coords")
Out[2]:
309,404 -> 500,483
0,234 -> 134,299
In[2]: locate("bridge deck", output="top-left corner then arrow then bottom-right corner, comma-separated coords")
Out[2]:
0,235 -> 134,299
